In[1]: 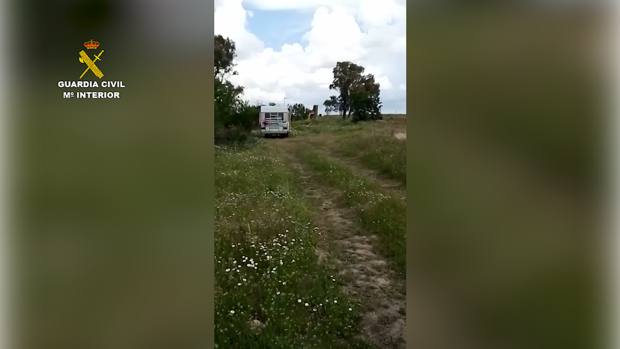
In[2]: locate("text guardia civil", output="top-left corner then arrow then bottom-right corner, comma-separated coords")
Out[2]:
58,80 -> 125,99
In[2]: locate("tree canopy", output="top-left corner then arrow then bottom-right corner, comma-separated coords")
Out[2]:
288,103 -> 311,121
324,61 -> 382,121
349,73 -> 382,121
323,96 -> 341,115
214,35 -> 256,143
214,35 -> 237,80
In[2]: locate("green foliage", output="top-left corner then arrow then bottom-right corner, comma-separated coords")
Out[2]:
328,61 -> 382,120
215,147 -> 369,349
288,103 -> 310,121
350,75 -> 382,122
296,148 -> 406,276
290,118 -> 365,136
214,35 -> 257,144
214,35 -> 237,80
323,95 -> 341,115
338,131 -> 406,183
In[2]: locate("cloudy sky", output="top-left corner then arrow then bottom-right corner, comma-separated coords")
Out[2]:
214,0 -> 406,113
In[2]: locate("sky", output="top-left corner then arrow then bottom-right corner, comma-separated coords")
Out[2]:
214,0 -> 407,114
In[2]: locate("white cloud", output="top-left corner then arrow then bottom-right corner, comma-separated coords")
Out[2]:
214,0 -> 406,112
214,0 -> 263,59
242,0 -> 361,11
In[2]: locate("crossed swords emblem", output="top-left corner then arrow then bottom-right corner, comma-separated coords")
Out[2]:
78,50 -> 104,79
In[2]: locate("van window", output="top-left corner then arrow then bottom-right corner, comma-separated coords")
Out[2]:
265,112 -> 284,121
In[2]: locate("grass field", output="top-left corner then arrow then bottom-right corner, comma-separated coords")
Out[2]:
214,116 -> 407,348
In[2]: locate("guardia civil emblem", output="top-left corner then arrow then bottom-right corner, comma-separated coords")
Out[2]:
79,39 -> 104,79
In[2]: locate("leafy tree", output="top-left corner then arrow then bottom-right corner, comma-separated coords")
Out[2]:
328,61 -> 382,120
350,74 -> 382,122
214,35 -> 256,143
288,103 -> 310,121
214,35 -> 237,80
329,61 -> 365,119
268,102 -> 276,106
323,96 -> 341,115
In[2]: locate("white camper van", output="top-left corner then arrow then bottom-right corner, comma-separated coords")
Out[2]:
259,106 -> 290,138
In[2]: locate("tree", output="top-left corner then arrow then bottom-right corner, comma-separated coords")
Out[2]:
214,35 -> 256,143
288,103 -> 310,121
214,35 -> 237,80
350,74 -> 382,122
329,61 -> 365,119
268,102 -> 276,106
323,95 -> 341,115
328,61 -> 382,120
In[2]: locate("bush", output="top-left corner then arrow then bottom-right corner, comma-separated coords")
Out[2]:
215,125 -> 249,144
350,91 -> 382,122
215,94 -> 258,145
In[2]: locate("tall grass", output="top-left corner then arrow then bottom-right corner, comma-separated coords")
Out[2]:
295,148 -> 406,275
291,118 -> 365,136
338,130 -> 406,184
214,145 -> 373,349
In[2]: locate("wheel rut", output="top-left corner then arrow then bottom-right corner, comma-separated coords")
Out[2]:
303,136 -> 406,204
272,140 -> 406,348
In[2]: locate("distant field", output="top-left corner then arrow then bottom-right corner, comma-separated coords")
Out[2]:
215,117 -> 407,348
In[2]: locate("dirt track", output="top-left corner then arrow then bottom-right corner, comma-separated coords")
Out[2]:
268,137 -> 407,348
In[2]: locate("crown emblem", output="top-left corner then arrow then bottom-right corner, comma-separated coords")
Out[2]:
84,39 -> 99,50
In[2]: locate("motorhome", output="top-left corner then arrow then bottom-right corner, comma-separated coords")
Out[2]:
259,106 -> 290,138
